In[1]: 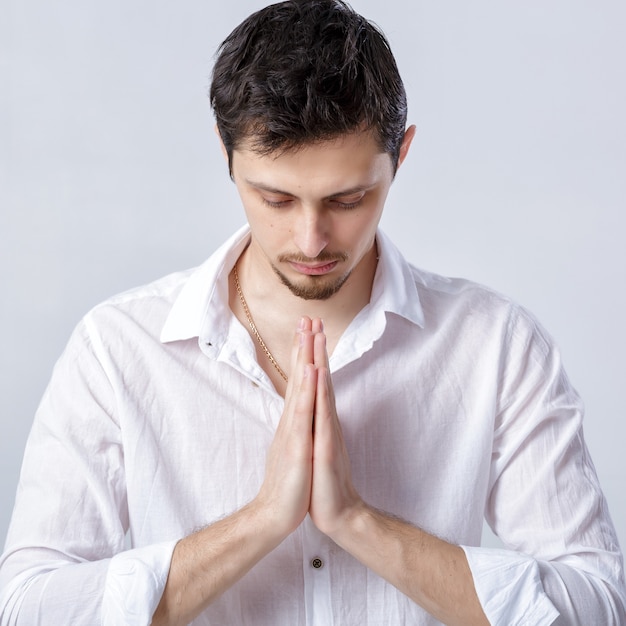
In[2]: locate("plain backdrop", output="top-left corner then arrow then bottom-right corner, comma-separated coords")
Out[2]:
2,0 -> 625,555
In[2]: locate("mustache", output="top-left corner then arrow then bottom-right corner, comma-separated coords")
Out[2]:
278,251 -> 349,264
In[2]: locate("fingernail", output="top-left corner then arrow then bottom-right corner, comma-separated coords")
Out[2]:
298,317 -> 306,330
319,318 -> 324,331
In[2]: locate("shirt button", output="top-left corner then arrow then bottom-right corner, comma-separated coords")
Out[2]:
310,557 -> 323,569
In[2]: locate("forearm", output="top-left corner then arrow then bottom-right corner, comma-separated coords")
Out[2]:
329,503 -> 489,626
151,500 -> 287,626
154,324 -> 321,625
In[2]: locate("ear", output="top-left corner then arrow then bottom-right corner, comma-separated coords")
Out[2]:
396,124 -> 416,170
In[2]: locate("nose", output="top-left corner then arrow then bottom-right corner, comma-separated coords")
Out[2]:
293,207 -> 329,259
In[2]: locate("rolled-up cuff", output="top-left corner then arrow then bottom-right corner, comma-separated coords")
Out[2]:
102,540 -> 178,626
461,546 -> 560,625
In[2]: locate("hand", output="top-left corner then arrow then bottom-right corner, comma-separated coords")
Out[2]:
253,317 -> 317,537
254,316 -> 362,540
154,319 -> 321,626
309,322 -> 363,536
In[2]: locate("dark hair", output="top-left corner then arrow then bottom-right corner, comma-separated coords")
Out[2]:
210,0 -> 408,173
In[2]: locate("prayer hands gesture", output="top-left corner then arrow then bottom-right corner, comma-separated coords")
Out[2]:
155,317 -> 488,626
256,316 -> 362,540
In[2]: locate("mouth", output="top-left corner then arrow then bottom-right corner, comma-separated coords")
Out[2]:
287,260 -> 339,276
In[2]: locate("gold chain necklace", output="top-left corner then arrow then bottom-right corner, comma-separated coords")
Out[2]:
233,263 -> 288,382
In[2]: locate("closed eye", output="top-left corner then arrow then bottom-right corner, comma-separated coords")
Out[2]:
332,200 -> 362,210
330,193 -> 365,210
260,191 -> 366,210
261,197 -> 293,209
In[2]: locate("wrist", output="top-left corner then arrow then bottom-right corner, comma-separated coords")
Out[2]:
322,497 -> 370,545
247,493 -> 303,546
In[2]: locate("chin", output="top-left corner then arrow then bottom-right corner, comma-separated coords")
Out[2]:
273,266 -> 352,301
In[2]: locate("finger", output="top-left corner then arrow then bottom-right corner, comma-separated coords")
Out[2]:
313,365 -> 334,445
296,329 -> 315,381
300,316 -> 313,333
313,333 -> 336,412
287,317 -> 313,395
294,363 -> 317,428
292,317 -> 312,363
282,360 -> 317,447
313,327 -> 328,370
311,317 -> 324,334
285,324 -> 316,417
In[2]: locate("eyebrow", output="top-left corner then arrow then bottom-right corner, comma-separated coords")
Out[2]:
244,178 -> 375,200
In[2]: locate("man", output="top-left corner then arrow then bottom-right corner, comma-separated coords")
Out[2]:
1,1 -> 624,624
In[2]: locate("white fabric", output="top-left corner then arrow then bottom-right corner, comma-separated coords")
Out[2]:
1,225 -> 624,625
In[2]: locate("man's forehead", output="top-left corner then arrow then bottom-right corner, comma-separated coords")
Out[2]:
234,141 -> 395,201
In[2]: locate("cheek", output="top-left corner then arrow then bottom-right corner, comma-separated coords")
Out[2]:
347,210 -> 381,240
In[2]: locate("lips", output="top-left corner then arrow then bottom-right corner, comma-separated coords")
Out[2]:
288,260 -> 339,276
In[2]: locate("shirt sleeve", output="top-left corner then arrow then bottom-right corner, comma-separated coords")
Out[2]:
0,320 -> 177,626
462,305 -> 626,625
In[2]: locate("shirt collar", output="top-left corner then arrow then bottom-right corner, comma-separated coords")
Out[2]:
370,228 -> 425,328
160,225 -> 424,345
160,225 -> 251,343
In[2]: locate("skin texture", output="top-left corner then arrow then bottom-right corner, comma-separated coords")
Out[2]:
152,130 -> 489,625
225,128 -> 415,395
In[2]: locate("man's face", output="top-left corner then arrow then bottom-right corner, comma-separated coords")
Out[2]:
230,130 -> 404,300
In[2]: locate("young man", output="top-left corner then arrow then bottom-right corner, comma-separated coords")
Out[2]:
1,1 -> 624,624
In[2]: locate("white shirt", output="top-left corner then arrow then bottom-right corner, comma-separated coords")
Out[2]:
1,226 -> 624,625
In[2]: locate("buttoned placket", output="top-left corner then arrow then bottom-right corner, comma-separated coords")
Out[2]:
301,515 -> 334,625
202,312 -> 284,400
197,269 -> 391,626
206,333 -> 336,625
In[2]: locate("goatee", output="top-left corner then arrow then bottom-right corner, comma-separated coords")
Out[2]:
272,252 -> 350,300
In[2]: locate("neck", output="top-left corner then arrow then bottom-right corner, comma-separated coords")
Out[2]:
228,238 -> 378,392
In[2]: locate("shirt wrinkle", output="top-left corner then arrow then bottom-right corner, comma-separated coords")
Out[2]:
1,227 -> 624,625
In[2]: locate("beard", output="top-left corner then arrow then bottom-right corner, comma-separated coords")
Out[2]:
272,252 -> 351,301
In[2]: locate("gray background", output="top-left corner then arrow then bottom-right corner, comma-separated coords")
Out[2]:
2,0 -> 624,554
